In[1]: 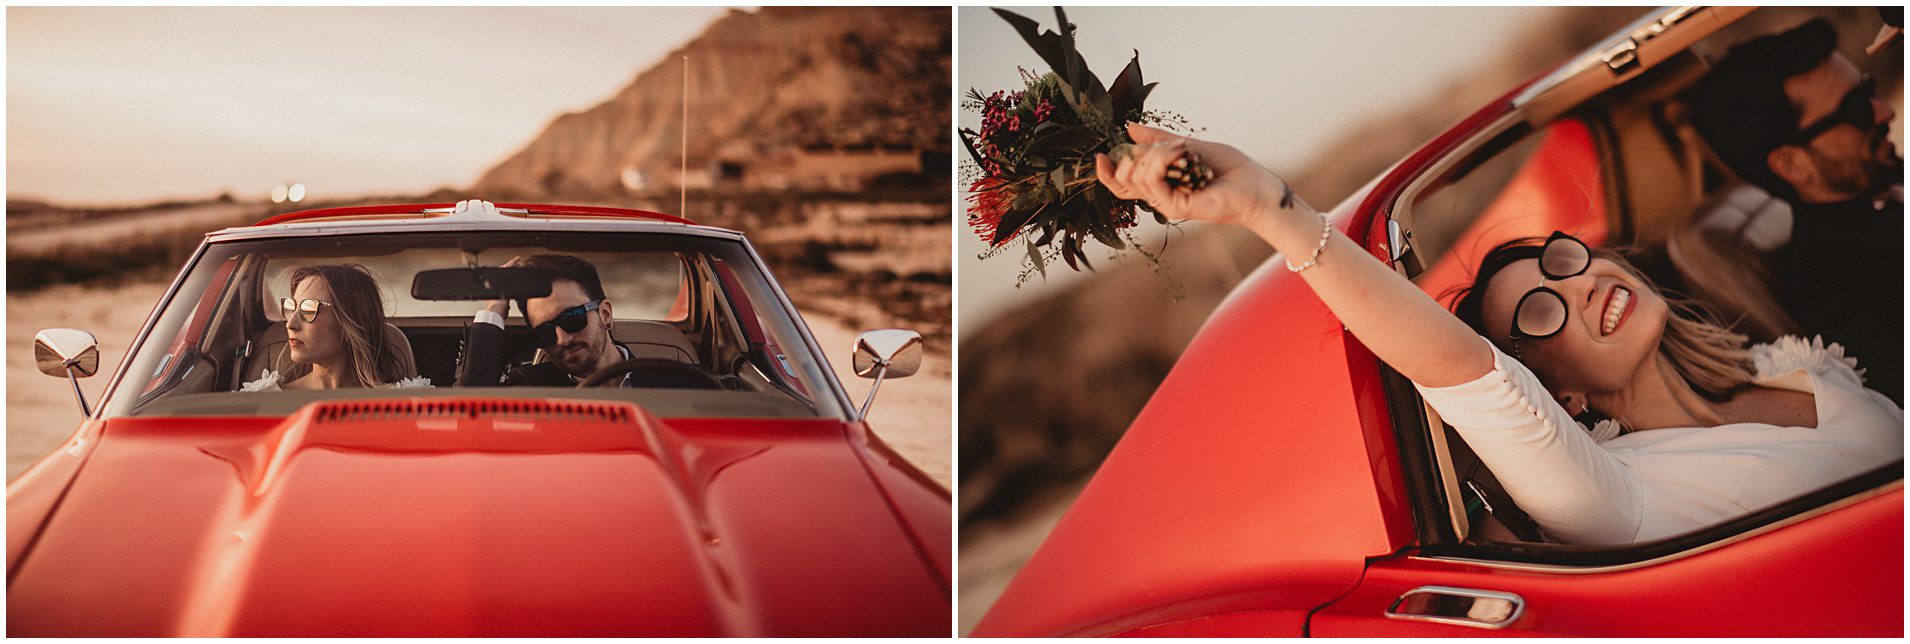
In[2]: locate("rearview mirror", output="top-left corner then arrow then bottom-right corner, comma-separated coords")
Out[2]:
411,267 -> 553,301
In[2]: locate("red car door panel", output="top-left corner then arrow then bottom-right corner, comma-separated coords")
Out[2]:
1311,485 -> 1903,636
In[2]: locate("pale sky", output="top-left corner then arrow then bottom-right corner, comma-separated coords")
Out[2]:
12,5 -> 1567,327
957,6 -> 1559,332
6,6 -> 737,206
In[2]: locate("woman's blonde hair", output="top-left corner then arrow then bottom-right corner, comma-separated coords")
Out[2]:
1449,236 -> 1754,402
286,264 -> 408,387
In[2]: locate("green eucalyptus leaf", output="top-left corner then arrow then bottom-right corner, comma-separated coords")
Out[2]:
1054,8 -> 1086,95
958,128 -> 991,167
993,9 -> 1071,82
1085,205 -> 1123,249
1107,52 -> 1147,116
993,212 -> 1036,246
1108,57 -> 1160,122
1025,237 -> 1047,279
1090,190 -> 1128,250
994,8 -> 1113,124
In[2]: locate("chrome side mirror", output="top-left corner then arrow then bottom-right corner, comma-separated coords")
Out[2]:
36,328 -> 100,416
850,329 -> 921,419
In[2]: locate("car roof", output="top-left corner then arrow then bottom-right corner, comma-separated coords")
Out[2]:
207,199 -> 745,243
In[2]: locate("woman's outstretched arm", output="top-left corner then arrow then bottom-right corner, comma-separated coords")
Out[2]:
1097,124 -> 1493,388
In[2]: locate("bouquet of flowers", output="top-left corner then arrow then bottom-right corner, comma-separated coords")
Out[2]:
961,7 -> 1210,294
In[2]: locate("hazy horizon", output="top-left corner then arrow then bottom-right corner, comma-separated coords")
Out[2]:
6,6 -> 738,207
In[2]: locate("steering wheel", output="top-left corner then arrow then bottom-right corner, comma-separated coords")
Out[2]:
576,357 -> 725,389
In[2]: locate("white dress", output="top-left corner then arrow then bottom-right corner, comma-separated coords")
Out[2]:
1415,335 -> 1902,545
240,369 -> 433,392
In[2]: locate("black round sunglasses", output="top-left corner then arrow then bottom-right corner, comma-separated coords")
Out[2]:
1508,232 -> 1593,343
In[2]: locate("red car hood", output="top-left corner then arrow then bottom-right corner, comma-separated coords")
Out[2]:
8,398 -> 948,636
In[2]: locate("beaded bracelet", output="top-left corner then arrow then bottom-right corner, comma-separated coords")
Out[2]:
1285,209 -> 1333,273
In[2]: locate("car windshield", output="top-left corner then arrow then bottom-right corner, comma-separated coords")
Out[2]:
103,229 -> 846,420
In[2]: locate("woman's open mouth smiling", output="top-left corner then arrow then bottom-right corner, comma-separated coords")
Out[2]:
1601,285 -> 1633,336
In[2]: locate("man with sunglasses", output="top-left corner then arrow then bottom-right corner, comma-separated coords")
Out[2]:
1692,16 -> 1902,403
456,254 -> 634,387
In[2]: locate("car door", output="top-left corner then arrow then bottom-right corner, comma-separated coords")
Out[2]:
1309,476 -> 1902,637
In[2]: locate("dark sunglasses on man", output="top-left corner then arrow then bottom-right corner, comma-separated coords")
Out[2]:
530,299 -> 603,347
1789,75 -> 1878,144
1509,231 -> 1594,343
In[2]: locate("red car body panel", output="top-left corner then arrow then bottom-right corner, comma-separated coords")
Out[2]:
969,250 -> 1397,637
8,403 -> 947,636
9,202 -> 951,636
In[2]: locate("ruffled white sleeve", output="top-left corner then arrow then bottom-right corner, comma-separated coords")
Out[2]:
1412,337 -> 1646,544
1751,335 -> 1864,389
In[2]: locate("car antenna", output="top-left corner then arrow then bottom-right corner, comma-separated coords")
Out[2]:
681,54 -> 689,220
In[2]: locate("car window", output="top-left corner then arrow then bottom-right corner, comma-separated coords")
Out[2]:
1384,8 -> 1904,559
105,230 -> 845,421
259,249 -> 685,320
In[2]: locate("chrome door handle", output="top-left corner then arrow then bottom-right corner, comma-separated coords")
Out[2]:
1384,586 -> 1524,629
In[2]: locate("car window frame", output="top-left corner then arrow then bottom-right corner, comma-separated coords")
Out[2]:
98,227 -> 853,421
1377,10 -> 1906,564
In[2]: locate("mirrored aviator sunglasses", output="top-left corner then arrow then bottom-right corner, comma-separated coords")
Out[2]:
1509,232 -> 1592,342
531,300 -> 602,346
281,297 -> 328,323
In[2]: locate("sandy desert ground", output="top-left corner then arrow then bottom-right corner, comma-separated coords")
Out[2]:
6,278 -> 951,489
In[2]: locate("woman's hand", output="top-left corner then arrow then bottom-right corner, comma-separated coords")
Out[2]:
1094,123 -> 1296,232
1104,123 -> 1495,389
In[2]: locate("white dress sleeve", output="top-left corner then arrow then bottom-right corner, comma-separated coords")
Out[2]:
1413,337 -> 1646,544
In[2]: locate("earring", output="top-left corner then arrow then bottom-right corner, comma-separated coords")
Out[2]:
1558,396 -> 1581,415
1569,400 -> 1604,428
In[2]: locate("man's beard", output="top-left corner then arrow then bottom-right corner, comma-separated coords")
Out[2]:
553,339 -> 601,379
1810,132 -> 1903,200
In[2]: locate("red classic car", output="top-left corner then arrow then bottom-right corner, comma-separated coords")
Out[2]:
976,6 -> 1900,637
9,200 -> 950,636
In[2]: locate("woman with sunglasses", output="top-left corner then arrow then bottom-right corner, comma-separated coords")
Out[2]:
241,264 -> 429,391
1098,123 -> 1901,545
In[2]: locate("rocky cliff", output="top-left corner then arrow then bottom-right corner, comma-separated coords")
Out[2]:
472,7 -> 950,198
